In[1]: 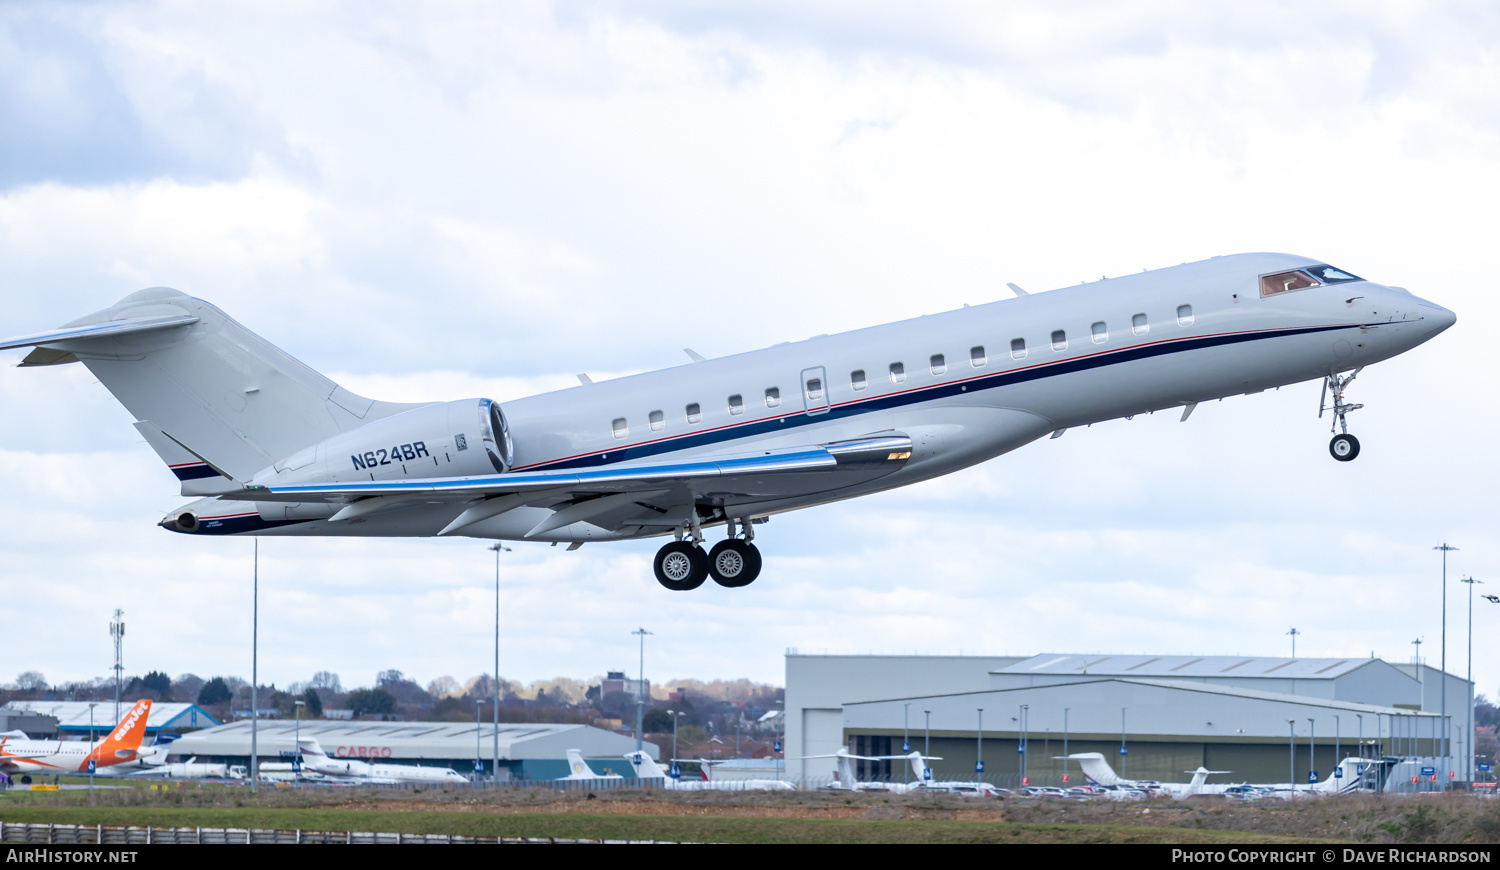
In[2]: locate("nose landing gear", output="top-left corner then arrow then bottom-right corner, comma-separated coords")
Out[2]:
1320,368 -> 1364,462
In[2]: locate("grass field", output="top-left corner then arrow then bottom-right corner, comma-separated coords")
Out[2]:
0,804 -> 1337,844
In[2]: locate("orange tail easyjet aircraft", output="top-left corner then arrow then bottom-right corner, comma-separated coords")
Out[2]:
0,699 -> 153,780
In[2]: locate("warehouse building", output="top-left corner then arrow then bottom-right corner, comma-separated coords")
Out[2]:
168,720 -> 656,780
786,652 -> 1473,788
1,701 -> 220,737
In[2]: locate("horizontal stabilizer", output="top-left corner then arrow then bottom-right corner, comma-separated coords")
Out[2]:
0,314 -> 199,352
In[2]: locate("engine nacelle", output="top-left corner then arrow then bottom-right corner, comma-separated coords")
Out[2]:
250,398 -> 515,489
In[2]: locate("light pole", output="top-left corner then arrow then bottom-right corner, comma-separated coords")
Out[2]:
1460,576 -> 1481,783
1334,714 -> 1340,783
976,708 -> 983,784
1308,718 -> 1316,786
669,710 -> 683,778
475,699 -> 484,781
250,540 -> 258,792
87,703 -> 96,798
1286,627 -> 1300,658
903,703 -> 910,785
1435,543 -> 1456,793
294,700 -> 305,778
632,628 -> 652,753
1121,708 -> 1128,779
1289,720 -> 1296,792
488,543 -> 510,782
1019,704 -> 1029,785
1063,708 -> 1070,785
924,710 -> 931,760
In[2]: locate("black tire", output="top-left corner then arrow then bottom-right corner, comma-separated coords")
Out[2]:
709,540 -> 763,587
1329,433 -> 1360,462
19,775 -> 31,784
654,541 -> 708,590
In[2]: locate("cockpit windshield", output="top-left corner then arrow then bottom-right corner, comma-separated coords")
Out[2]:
1304,264 -> 1363,284
1260,270 -> 1320,297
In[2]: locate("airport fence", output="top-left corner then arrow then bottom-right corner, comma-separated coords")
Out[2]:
0,821 -> 687,845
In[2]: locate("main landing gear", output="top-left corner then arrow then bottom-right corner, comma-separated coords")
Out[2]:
1320,368 -> 1364,462
652,516 -> 762,591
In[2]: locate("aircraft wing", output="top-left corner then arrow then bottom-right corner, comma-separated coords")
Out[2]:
245,435 -> 912,504
239,434 -> 913,535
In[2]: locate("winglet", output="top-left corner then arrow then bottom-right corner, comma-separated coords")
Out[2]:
577,373 -> 593,385
1006,282 -> 1029,297
683,348 -> 706,363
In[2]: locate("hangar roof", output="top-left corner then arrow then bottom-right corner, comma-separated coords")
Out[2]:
169,720 -> 657,761
995,654 -> 1380,680
1,701 -> 219,733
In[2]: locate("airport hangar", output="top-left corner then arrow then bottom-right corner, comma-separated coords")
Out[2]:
786,652 -> 1473,787
1,701 -> 220,738
168,720 -> 657,780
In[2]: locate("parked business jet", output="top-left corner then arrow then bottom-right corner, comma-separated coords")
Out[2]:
803,747 -> 942,792
558,748 -> 623,781
1060,751 -> 1394,796
625,752 -> 796,790
0,254 -> 1454,589
0,700 -> 152,780
292,737 -> 468,785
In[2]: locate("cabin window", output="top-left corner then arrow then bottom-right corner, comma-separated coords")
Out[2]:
970,346 -> 986,367
728,394 -> 744,416
1050,330 -> 1067,352
685,403 -> 702,424
611,418 -> 628,440
765,387 -> 781,408
1010,338 -> 1027,360
1260,269 -> 1320,297
930,354 -> 946,375
1091,321 -> 1108,343
889,362 -> 906,384
1177,304 -> 1194,326
805,378 -> 824,401
648,410 -> 664,432
851,369 -> 867,391
1132,313 -> 1149,335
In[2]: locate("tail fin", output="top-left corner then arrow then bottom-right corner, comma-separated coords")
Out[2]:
94,699 -> 152,764
624,751 -> 667,779
563,748 -> 595,779
3,288 -> 420,484
296,737 -> 329,758
1056,752 -> 1122,786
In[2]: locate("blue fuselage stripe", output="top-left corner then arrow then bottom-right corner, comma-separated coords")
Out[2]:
525,322 -> 1355,472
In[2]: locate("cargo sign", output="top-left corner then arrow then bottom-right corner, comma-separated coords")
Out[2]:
337,745 -> 394,758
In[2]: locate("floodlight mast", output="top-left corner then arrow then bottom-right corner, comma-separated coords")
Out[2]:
633,628 -> 652,753
1435,543 -> 1457,792
488,543 -> 510,782
1460,576 -> 1481,782
109,610 -> 124,724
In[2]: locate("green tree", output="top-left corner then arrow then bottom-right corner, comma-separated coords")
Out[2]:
348,687 -> 397,718
301,687 -> 323,718
197,677 -> 232,706
643,707 -> 674,733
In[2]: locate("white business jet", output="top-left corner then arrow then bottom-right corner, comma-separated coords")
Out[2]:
802,747 -> 942,793
624,752 -> 796,791
293,737 -> 468,785
0,254 -> 1453,589
1060,751 -> 1394,797
558,748 -> 623,781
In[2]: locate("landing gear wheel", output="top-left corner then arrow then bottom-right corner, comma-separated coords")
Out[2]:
654,541 -> 708,591
709,540 -> 763,588
19,775 -> 31,784
1329,433 -> 1360,462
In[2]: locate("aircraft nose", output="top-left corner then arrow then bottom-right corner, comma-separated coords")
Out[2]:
1416,301 -> 1457,336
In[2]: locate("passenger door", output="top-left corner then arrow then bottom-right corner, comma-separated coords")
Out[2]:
801,366 -> 829,416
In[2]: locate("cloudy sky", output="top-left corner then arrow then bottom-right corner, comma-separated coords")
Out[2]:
1,2 -> 1496,702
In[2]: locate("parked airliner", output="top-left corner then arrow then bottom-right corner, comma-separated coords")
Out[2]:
0,254 -> 1453,589
0,700 -> 152,779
